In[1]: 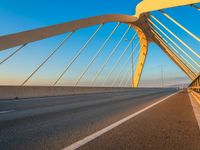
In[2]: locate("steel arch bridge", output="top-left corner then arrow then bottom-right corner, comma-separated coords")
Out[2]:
0,0 -> 199,91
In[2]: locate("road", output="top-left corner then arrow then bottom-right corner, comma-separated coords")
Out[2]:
0,88 -> 199,150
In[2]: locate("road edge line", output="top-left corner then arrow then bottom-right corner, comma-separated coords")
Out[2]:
62,91 -> 179,150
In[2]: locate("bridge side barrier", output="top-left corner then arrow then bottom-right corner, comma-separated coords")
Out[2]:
0,86 -> 135,100
189,74 -> 200,94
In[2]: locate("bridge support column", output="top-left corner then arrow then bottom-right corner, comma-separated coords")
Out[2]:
131,26 -> 148,88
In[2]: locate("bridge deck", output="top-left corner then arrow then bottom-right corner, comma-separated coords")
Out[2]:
0,89 -> 199,150
79,91 -> 200,150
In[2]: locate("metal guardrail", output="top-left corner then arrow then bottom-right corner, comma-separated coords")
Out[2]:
189,74 -> 200,93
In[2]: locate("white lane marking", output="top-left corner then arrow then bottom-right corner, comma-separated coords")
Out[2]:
62,92 -> 179,150
0,110 -> 16,114
189,93 -> 200,130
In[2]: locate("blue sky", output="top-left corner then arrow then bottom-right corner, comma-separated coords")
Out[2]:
0,0 -> 199,87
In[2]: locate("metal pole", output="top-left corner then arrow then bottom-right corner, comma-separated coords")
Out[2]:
74,22 -> 120,86
161,66 -> 164,87
159,65 -> 165,88
102,33 -> 137,86
131,41 -> 134,86
91,25 -> 131,86
112,42 -> 139,87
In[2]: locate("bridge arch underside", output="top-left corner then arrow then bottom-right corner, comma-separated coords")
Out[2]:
0,14 -> 194,87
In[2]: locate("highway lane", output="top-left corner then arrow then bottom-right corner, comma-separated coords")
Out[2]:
0,88 -> 177,150
79,90 -> 200,150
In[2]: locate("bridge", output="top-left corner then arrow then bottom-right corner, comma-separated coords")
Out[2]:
0,0 -> 200,150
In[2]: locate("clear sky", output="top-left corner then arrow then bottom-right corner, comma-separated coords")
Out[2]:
0,0 -> 199,87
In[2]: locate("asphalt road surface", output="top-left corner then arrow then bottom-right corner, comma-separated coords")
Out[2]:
1,88 -> 199,150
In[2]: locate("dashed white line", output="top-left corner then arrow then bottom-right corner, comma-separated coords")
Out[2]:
62,92 -> 179,150
0,109 -> 16,114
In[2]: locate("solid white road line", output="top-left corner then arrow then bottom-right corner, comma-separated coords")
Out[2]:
0,110 -> 16,114
62,92 -> 179,150
189,93 -> 200,130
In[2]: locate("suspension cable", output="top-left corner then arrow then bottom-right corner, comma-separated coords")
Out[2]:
102,32 -> 137,86
119,64 -> 132,87
159,10 -> 200,42
151,27 -> 199,73
151,15 -> 200,59
155,34 -> 196,79
53,24 -> 103,86
152,30 -> 196,78
112,41 -> 139,87
125,73 -> 131,87
74,22 -> 120,86
190,4 -> 200,10
91,24 -> 131,86
21,32 -> 74,86
0,44 -> 27,65
119,52 -> 139,87
148,18 -> 200,68
168,40 -> 199,73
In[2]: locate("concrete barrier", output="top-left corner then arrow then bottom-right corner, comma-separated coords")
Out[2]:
0,86 -> 134,100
